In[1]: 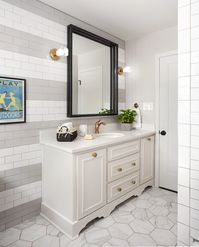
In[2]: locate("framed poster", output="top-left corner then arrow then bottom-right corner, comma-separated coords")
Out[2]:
0,77 -> 26,124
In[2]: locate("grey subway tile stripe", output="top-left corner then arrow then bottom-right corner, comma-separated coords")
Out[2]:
3,0 -> 125,48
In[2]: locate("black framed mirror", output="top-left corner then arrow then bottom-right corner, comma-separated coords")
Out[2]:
67,24 -> 118,117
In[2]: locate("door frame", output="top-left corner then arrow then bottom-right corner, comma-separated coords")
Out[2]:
154,50 -> 178,188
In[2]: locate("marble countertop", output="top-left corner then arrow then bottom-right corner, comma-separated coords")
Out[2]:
40,129 -> 156,154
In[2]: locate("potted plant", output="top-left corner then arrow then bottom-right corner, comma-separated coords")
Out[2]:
117,109 -> 137,131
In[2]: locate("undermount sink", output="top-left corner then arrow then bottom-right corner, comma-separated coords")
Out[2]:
97,133 -> 124,138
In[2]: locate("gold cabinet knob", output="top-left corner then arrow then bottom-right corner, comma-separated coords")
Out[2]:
117,168 -> 123,172
132,162 -> 136,166
132,180 -> 136,185
117,187 -> 122,192
147,137 -> 151,141
92,152 -> 97,158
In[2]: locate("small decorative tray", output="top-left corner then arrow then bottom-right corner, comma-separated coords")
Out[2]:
56,126 -> 77,142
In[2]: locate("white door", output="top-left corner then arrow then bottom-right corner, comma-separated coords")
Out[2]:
77,149 -> 106,219
159,54 -> 178,192
78,66 -> 102,114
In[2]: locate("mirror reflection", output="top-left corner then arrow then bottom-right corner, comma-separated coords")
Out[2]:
72,34 -> 111,115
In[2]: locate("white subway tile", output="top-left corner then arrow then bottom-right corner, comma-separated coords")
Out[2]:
192,160 -> 199,170
191,178 -> 199,189
178,5 -> 191,30
192,2 -> 199,15
178,204 -> 190,225
178,223 -> 190,245
178,168 -> 190,187
191,218 -> 199,230
5,154 -> 21,163
178,124 -> 190,146
178,185 -> 190,206
179,146 -> 190,168
179,30 -> 191,53
178,101 -> 190,124
191,113 -> 199,124
190,227 -> 199,242
191,198 -> 199,209
179,53 -> 191,77
192,147 -> 199,160
179,0 -> 191,7
191,188 -> 199,200
178,77 -> 190,100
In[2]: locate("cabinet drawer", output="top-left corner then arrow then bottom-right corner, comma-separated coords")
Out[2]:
108,153 -> 139,182
108,140 -> 139,161
108,172 -> 139,203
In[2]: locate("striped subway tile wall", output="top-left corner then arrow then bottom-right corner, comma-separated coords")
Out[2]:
0,0 -> 125,230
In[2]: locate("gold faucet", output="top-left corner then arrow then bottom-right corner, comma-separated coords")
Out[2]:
95,120 -> 106,134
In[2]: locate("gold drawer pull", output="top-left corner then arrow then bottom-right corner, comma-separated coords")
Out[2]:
147,137 -> 151,141
132,162 -> 136,166
117,168 -> 123,172
92,152 -> 97,158
132,180 -> 136,185
117,187 -> 122,192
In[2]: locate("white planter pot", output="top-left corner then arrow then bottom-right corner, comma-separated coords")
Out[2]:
120,123 -> 133,131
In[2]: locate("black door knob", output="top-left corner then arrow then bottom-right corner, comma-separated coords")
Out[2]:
160,130 -> 166,136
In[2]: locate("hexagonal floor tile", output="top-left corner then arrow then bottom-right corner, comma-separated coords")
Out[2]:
149,216 -> 174,230
131,208 -> 149,221
21,224 -> 46,242
8,240 -> 32,247
130,219 -> 154,234
35,216 -> 50,226
112,212 -> 134,224
47,225 -> 60,237
108,223 -> 133,240
151,228 -> 177,246
105,238 -> 129,246
67,233 -> 86,247
135,199 -> 151,209
128,233 -> 156,246
85,227 -> 110,245
32,235 -> 59,247
0,228 -> 20,246
94,216 -> 115,228
149,205 -> 169,216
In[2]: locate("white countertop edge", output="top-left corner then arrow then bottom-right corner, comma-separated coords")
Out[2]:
40,129 -> 156,154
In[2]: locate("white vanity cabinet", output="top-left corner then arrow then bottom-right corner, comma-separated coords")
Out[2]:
77,149 -> 106,219
140,136 -> 155,184
40,130 -> 155,239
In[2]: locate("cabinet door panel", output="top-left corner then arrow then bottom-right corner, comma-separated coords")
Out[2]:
77,149 -> 106,219
140,136 -> 155,184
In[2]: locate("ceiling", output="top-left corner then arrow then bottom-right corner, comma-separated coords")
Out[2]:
40,0 -> 177,41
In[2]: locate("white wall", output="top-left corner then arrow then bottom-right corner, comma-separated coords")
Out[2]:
125,26 -> 177,125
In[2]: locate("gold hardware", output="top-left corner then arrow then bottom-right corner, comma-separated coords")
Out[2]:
118,66 -> 123,75
92,152 -> 97,158
49,48 -> 60,61
147,137 -> 151,141
95,120 -> 106,134
117,168 -> 123,172
132,181 -> 136,185
132,162 -> 136,166
117,187 -> 122,192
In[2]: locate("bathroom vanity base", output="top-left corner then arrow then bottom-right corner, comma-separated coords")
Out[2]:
41,179 -> 153,239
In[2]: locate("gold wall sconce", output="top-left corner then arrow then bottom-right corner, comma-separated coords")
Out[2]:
118,66 -> 132,75
49,47 -> 68,61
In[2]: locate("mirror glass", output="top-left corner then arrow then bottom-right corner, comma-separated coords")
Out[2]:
67,25 -> 118,117
72,34 -> 110,115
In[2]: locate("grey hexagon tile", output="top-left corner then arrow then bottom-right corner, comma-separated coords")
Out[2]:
0,228 -> 20,246
117,201 -> 136,212
149,205 -> 169,216
171,224 -> 177,236
134,199 -> 152,209
112,211 -> 134,224
59,234 -> 71,247
138,191 -> 150,200
47,225 -> 60,236
130,219 -> 154,234
35,216 -> 50,226
148,188 -> 164,197
94,216 -> 115,228
85,227 -> 110,245
151,228 -> 177,246
168,212 -> 177,223
8,240 -> 32,247
131,208 -> 150,220
14,219 -> 35,231
108,223 -> 133,240
149,216 -> 174,230
104,238 -> 130,246
128,233 -> 156,246
32,235 -> 59,247
21,224 -> 46,242
148,197 -> 167,206
67,234 -> 87,247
